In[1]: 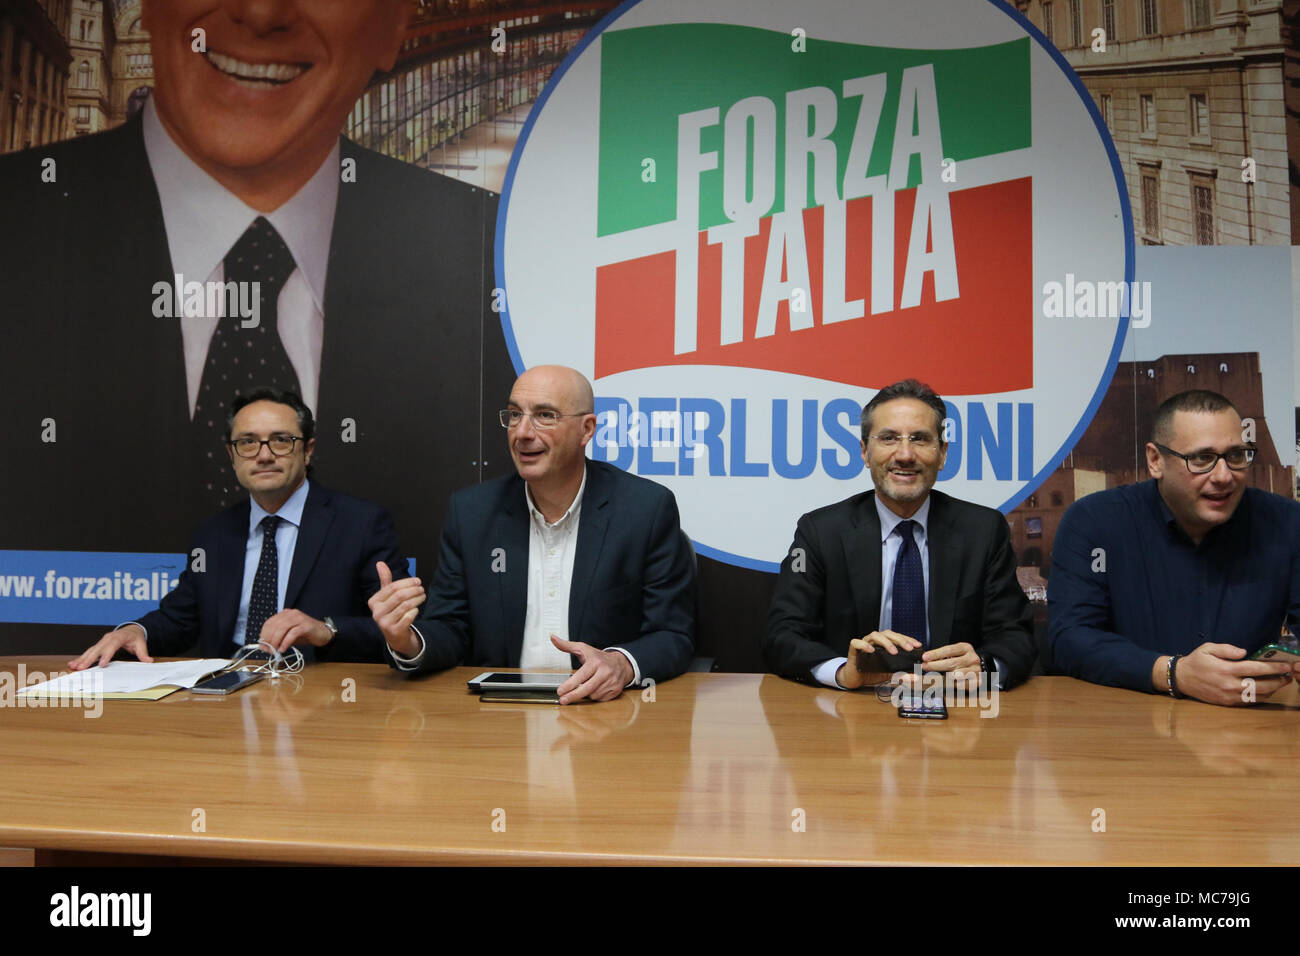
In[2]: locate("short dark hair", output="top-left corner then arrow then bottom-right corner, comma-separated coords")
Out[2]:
1151,389 -> 1239,444
860,379 -> 947,441
225,387 -> 316,443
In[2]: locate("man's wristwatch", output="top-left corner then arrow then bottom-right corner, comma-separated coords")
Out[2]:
322,617 -> 338,645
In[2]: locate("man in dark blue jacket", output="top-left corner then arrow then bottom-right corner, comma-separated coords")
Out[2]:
369,366 -> 696,704
69,388 -> 408,667
1048,389 -> 1300,705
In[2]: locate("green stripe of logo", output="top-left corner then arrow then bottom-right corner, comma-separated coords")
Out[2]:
597,24 -> 1031,236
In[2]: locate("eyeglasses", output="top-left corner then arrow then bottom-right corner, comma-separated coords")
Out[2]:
1153,442 -> 1255,474
499,409 -> 590,429
868,432 -> 939,450
227,435 -> 305,458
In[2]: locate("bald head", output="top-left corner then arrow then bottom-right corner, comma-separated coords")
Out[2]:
505,366 -> 597,504
513,365 -> 594,414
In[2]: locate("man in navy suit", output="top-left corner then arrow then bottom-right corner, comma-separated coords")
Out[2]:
368,366 -> 696,703
764,379 -> 1036,690
68,388 -> 408,668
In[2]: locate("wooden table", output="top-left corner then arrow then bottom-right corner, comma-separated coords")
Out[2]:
1,656 -> 1296,865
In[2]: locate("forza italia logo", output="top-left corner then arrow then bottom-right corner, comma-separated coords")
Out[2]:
593,23 -> 1033,394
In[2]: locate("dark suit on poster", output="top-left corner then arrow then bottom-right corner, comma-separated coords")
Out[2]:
395,459 -> 696,684
763,489 -> 1036,687
0,114 -> 504,567
136,483 -> 408,663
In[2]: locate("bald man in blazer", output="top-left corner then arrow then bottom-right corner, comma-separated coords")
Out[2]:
370,366 -> 696,704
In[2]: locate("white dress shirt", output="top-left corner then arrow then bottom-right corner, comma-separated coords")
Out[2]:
141,96 -> 338,416
520,469 -> 586,669
233,479 -> 310,647
521,473 -> 641,683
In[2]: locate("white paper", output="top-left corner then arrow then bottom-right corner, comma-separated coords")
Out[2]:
16,659 -> 233,696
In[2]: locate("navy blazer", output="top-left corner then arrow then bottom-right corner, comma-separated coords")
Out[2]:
135,483 -> 408,662
763,489 -> 1036,688
398,459 -> 696,683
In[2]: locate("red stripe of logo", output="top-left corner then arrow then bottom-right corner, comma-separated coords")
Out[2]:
595,178 -> 1033,393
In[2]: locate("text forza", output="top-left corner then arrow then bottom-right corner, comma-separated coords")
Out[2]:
151,275 -> 261,328
671,65 -> 958,354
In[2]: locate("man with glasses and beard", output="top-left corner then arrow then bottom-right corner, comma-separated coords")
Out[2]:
764,378 -> 1036,691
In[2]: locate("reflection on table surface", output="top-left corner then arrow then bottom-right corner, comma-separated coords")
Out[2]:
1,657 -> 1295,865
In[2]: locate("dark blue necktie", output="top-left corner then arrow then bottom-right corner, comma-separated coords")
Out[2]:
891,519 -> 926,645
243,515 -> 281,653
195,217 -> 300,511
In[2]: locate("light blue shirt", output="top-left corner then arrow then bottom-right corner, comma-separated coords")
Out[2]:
874,495 -> 932,642
812,497 -> 931,687
233,480 -> 309,647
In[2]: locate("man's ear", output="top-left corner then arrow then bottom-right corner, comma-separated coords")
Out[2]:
860,439 -> 869,466
304,438 -> 316,467
1145,441 -> 1163,479
937,442 -> 948,473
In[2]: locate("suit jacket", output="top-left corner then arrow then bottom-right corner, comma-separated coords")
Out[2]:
0,112 -> 506,572
763,489 -> 1036,688
136,483 -> 408,662
397,459 -> 696,684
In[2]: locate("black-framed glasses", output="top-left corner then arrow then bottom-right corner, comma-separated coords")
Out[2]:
498,408 -> 590,429
1153,442 -> 1254,474
227,435 -> 305,458
868,431 -> 940,450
